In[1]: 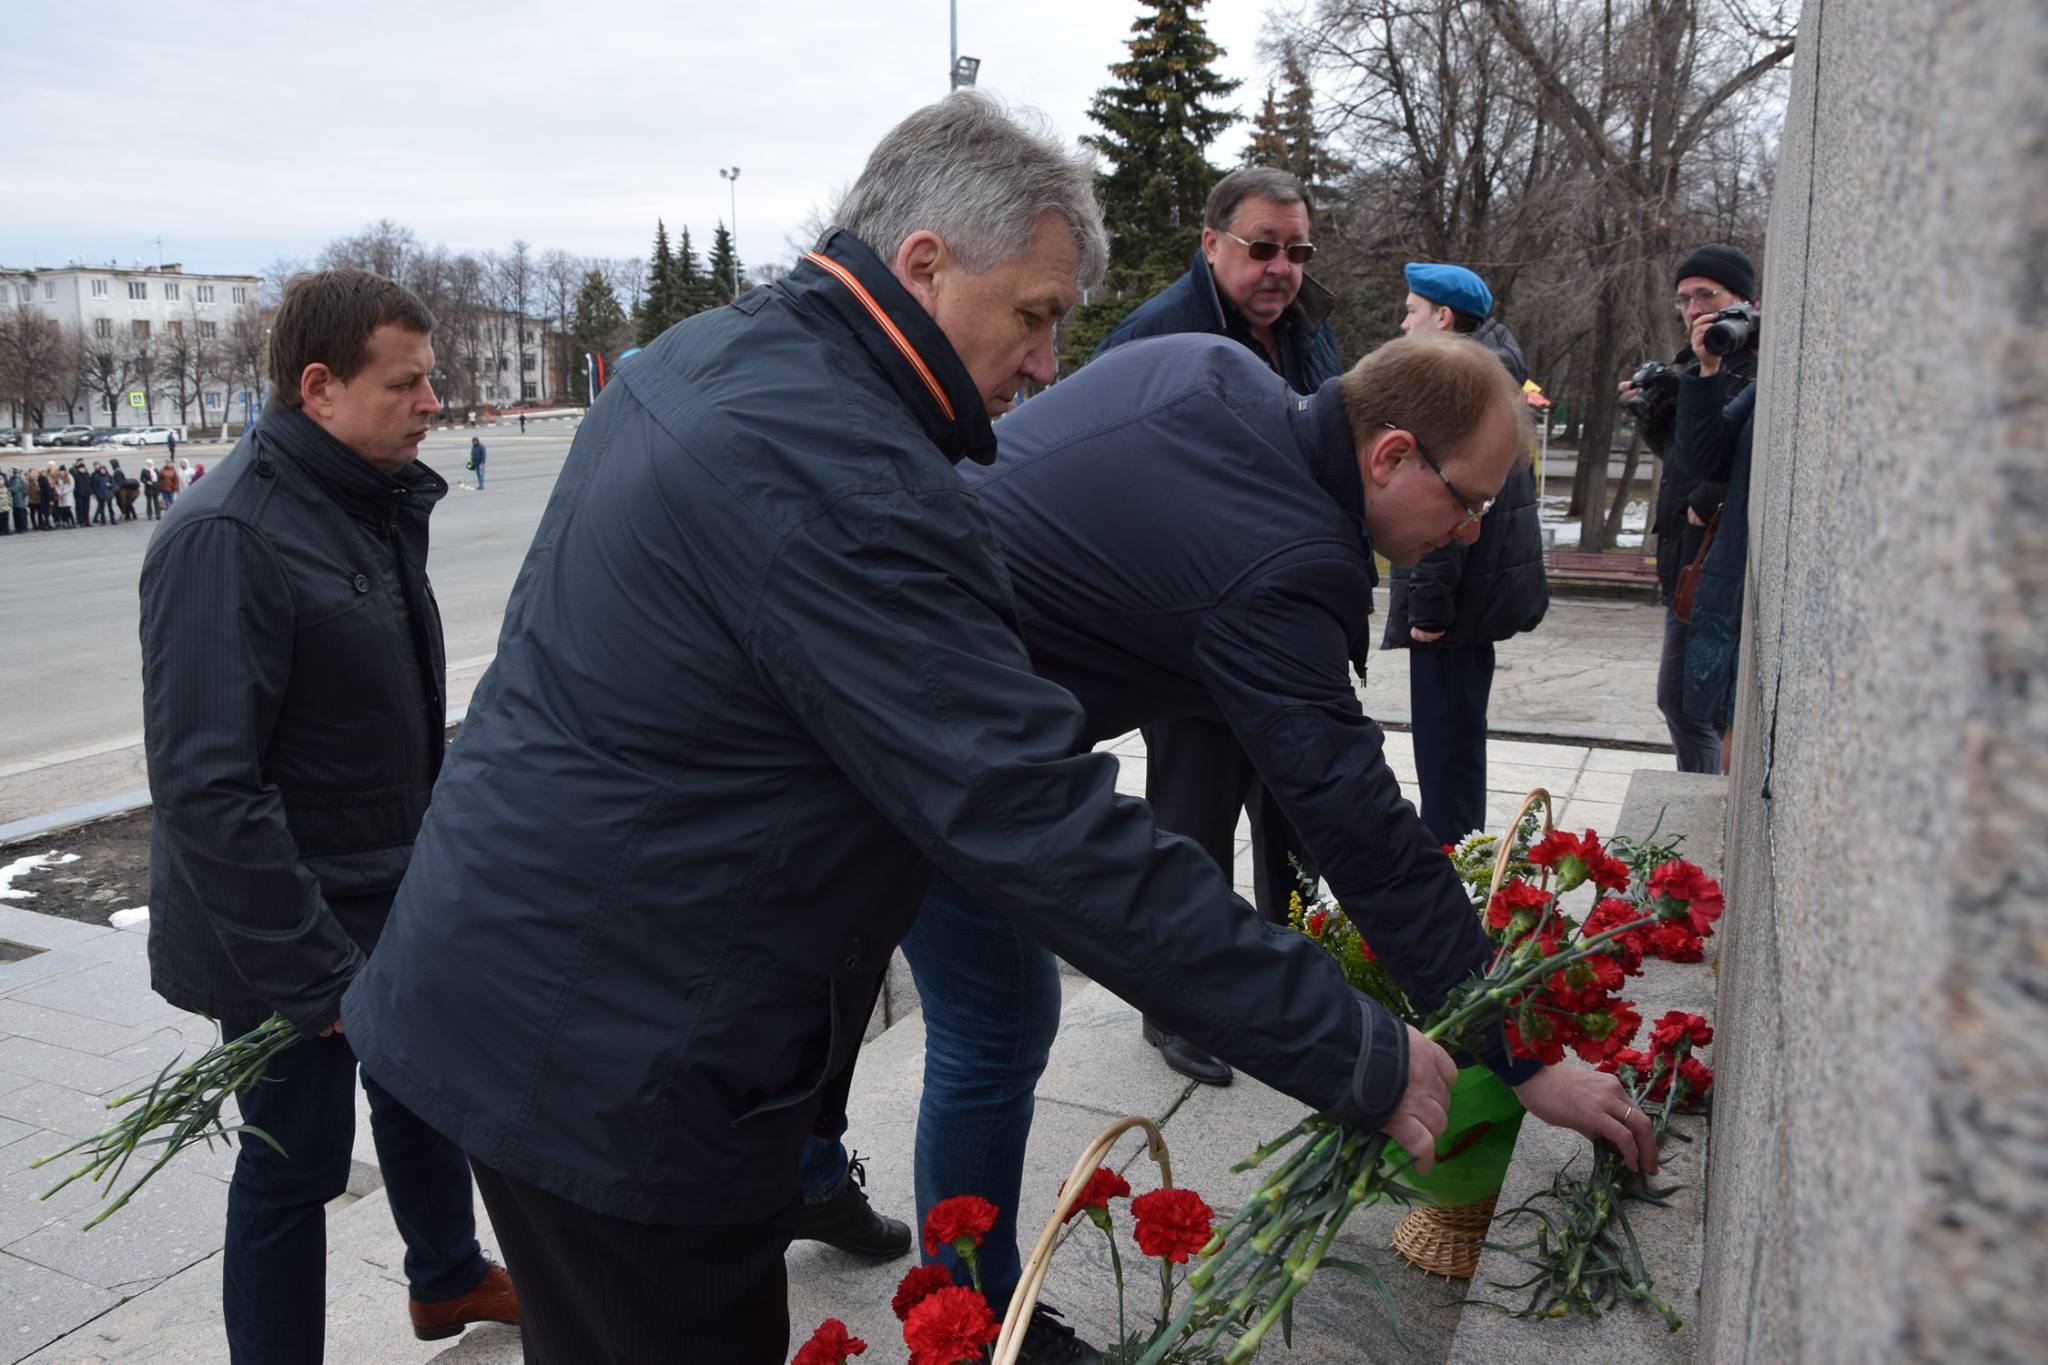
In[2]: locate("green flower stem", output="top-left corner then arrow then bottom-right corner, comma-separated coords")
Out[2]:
1100,1219 -> 1127,1352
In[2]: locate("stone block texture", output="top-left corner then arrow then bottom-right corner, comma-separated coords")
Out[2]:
1699,2 -> 2048,1360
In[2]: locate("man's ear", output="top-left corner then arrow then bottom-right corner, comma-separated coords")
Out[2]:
1359,427 -> 1408,489
891,231 -> 947,311
1200,226 -> 1221,268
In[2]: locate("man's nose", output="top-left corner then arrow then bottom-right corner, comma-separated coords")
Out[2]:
1454,518 -> 1484,546
1022,337 -> 1056,387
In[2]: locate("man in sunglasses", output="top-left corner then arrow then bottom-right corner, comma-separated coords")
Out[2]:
1085,166 -> 1341,1085
1385,262 -> 1549,844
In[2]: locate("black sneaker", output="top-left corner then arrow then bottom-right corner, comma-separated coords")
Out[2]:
1140,1018 -> 1234,1087
1016,1304 -> 1102,1365
793,1151 -> 911,1259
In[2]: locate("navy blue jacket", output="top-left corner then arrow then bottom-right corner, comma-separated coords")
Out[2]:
141,408 -> 448,1034
343,232 -> 1398,1226
972,335 -> 1521,1076
1094,248 -> 1343,394
1383,318 -> 1548,650
1671,375 -> 1757,727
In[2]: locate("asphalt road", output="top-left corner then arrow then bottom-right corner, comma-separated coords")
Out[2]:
0,423 -> 575,767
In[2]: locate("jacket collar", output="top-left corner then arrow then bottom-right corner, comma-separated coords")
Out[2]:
260,405 -> 447,518
1185,246 -> 1339,342
792,230 -> 997,465
1293,377 -> 1370,537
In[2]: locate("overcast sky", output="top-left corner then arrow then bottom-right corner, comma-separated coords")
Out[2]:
9,0 -> 1284,279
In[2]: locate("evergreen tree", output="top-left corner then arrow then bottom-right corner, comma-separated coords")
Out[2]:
1064,0 -> 1240,370
1080,0 -> 1240,293
674,226 -> 709,316
637,220 -> 678,344
1247,82 -> 1288,166
1274,42 -> 1346,196
704,222 -> 745,307
569,268 -> 629,403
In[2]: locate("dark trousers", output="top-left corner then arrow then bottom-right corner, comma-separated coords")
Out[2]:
1658,608 -> 1723,773
472,1160 -> 799,1365
220,1009 -> 486,1365
144,487 -> 160,518
1141,714 -> 1309,926
9,506 -> 22,532
1408,643 -> 1496,846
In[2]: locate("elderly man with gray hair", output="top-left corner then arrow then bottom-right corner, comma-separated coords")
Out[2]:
343,95 -> 1454,1361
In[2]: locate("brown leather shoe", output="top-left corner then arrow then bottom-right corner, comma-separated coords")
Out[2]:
409,1260 -> 520,1341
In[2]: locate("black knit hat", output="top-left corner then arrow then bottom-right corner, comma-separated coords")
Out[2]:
1674,243 -> 1756,301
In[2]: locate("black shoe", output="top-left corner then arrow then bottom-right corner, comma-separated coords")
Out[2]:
793,1151 -> 911,1259
1016,1304 -> 1101,1365
1141,1019 -> 1234,1086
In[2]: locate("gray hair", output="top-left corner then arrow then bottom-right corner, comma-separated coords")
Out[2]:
833,92 -> 1108,290
1204,167 -> 1311,233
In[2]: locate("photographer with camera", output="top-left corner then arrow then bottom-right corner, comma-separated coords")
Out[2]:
1618,243 -> 1759,773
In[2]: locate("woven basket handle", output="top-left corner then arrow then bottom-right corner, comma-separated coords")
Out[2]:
992,1115 -> 1172,1364
1487,789 -> 1556,900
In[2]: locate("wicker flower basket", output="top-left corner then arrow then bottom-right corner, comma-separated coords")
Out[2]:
1389,786 -> 1555,1278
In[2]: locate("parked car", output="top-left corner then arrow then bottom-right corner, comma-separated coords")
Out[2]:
36,425 -> 96,446
0,428 -> 21,447
91,427 -> 124,445
112,426 -> 183,447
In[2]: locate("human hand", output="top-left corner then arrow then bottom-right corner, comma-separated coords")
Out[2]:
1410,627 -> 1446,643
1686,506 -> 1707,527
1381,1026 -> 1458,1173
1688,313 -> 1722,376
319,1017 -> 345,1037
1513,1063 -> 1659,1174
1617,379 -> 1639,401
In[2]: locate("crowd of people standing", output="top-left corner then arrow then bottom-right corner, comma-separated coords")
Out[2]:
0,456 -> 201,535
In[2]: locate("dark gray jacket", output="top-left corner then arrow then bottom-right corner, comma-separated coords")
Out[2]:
342,232 -> 1397,1226
1095,247 -> 1343,395
141,408 -> 447,1034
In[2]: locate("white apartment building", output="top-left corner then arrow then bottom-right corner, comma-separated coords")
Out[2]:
1,261 -> 262,431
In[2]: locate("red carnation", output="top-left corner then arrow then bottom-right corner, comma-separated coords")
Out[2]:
1060,1166 -> 1132,1224
1589,853 -> 1633,894
1487,879 -> 1554,934
1598,1046 -> 1654,1078
1645,920 -> 1705,963
891,1264 -> 956,1322
1529,829 -> 1609,892
1584,897 -> 1652,971
1676,1056 -> 1716,1102
1506,1013 -> 1568,1066
792,1319 -> 867,1365
902,1286 -> 1000,1365
921,1195 -> 999,1259
1650,860 -> 1725,937
1131,1187 -> 1217,1263
1650,1011 -> 1714,1054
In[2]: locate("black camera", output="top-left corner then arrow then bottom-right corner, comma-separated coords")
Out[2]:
1620,360 -> 1681,417
1702,304 -> 1760,356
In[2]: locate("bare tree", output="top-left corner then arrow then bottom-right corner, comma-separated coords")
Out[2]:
221,303 -> 270,427
0,304 -> 74,431
540,250 -> 583,401
499,240 -> 536,403
600,257 -> 647,319
319,220 -> 420,280
76,324 -> 137,429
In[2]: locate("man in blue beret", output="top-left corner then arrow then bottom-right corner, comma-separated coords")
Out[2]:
1386,262 -> 1549,845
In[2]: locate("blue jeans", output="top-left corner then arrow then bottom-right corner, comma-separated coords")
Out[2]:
1659,607 -> 1724,773
221,1008 -> 487,1365
800,876 -> 1061,1312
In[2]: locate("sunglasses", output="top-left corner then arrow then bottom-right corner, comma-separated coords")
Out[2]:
1218,229 -> 1316,265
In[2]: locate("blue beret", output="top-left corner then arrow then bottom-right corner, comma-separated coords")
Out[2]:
1403,262 -> 1493,318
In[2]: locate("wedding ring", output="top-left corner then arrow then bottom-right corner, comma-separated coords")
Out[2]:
1622,1105 -> 1635,1121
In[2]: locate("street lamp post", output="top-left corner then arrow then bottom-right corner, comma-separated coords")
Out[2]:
949,0 -> 979,89
717,166 -> 742,298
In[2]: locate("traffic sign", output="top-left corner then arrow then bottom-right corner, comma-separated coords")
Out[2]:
127,391 -> 145,408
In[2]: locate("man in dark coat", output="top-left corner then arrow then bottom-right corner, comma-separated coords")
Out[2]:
1088,165 -> 1344,1086
1383,263 -> 1550,844
467,434 -> 485,488
141,269 -> 517,1364
1625,243 -> 1760,772
342,96 -> 1462,1364
812,334 -> 1658,1344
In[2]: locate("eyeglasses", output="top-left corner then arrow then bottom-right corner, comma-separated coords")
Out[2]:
1218,229 -> 1316,265
1674,286 -> 1732,313
1383,423 -> 1491,526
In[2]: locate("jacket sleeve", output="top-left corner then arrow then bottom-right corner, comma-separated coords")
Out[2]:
744,485 -> 1413,1129
1192,550 -> 1540,1082
1670,377 -> 1757,486
140,518 -> 365,1034
1400,541 -> 1469,633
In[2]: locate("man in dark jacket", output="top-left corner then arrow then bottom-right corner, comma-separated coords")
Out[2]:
1626,243 -> 1759,772
342,96 -> 1464,1364
1089,166 -> 1343,1086
813,334 -> 1657,1341
1383,263 -> 1549,844
467,434 -> 485,488
141,270 -> 516,1364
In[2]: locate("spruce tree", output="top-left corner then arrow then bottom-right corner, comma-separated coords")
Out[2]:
570,268 -> 629,403
674,226 -> 708,316
637,219 -> 678,344
1081,0 -> 1240,293
1275,42 -> 1346,196
1247,83 -> 1288,167
704,222 -> 745,307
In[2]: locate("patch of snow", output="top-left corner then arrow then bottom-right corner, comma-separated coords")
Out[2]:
0,851 -> 81,900
110,906 -> 150,929
1541,496 -> 1650,549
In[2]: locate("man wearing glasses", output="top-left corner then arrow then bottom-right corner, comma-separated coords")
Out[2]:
1619,244 -> 1759,774
812,333 -> 1654,1363
1385,262 -> 1549,844
1085,166 -> 1340,1086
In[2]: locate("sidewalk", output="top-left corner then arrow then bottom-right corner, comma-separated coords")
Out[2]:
0,725 -> 1675,1363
